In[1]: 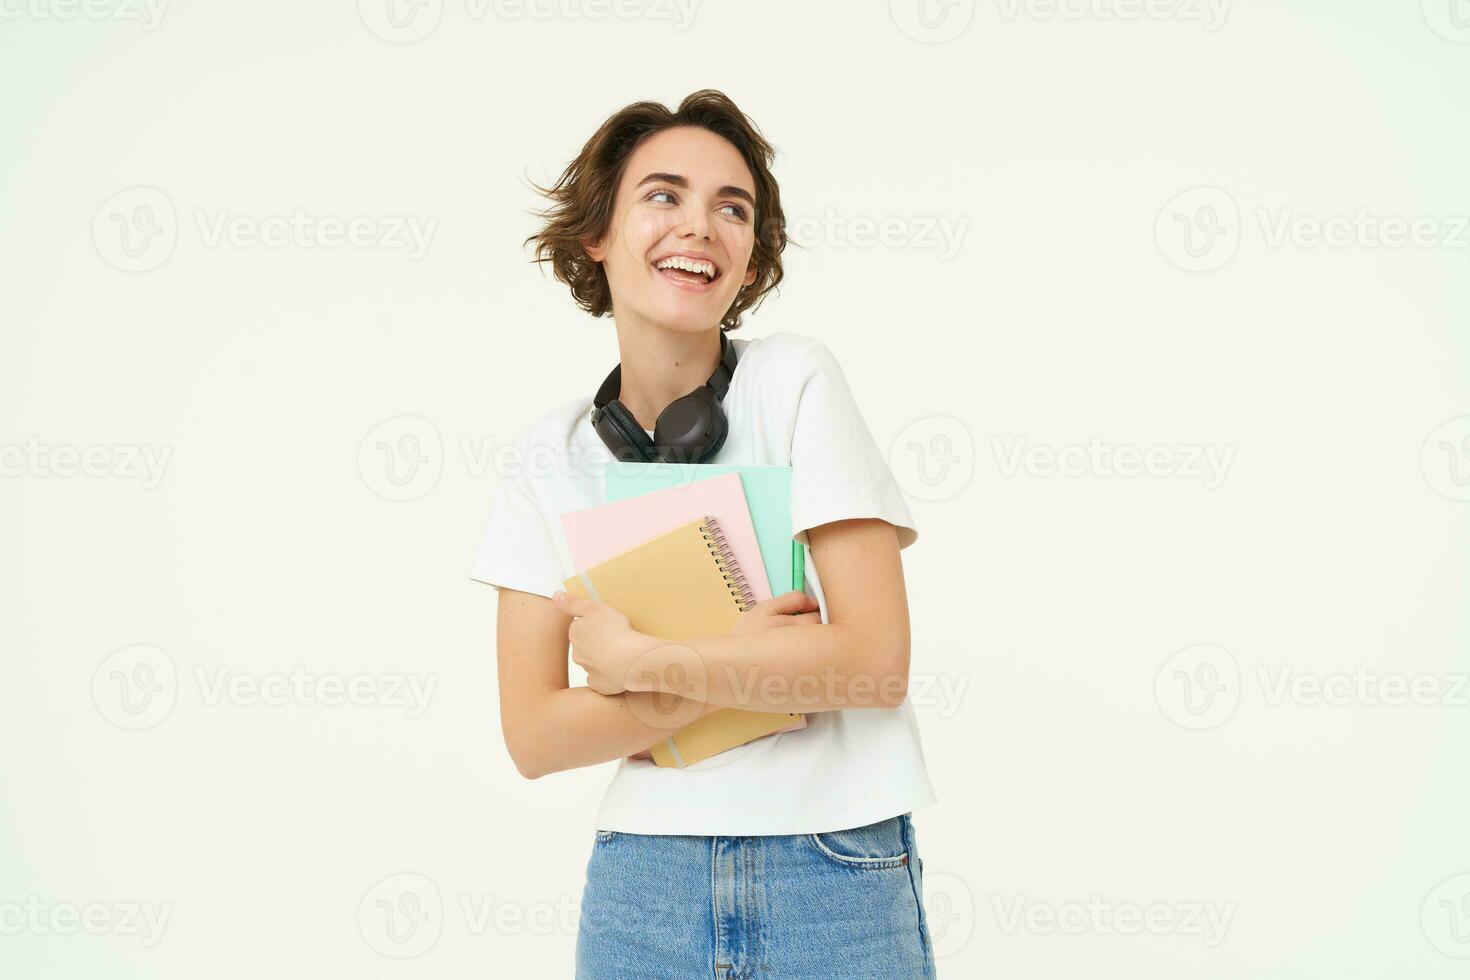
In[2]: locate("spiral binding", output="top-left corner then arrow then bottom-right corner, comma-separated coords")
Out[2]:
700,516 -> 755,612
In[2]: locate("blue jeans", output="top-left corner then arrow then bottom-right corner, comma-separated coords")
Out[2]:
575,812 -> 937,979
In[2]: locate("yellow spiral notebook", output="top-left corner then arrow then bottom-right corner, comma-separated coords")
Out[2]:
562,515 -> 804,768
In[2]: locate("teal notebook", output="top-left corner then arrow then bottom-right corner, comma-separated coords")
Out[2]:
604,463 -> 804,594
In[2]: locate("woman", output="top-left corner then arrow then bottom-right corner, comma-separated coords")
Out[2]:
471,89 -> 939,978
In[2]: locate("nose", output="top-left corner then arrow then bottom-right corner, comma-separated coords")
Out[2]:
674,201 -> 713,241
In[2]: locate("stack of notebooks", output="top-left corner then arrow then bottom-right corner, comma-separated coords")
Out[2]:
559,463 -> 809,769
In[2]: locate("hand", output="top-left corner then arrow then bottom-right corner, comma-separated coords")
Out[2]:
729,590 -> 821,636
551,591 -> 654,696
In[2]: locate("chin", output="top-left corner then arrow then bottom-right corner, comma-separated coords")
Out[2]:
640,297 -> 730,333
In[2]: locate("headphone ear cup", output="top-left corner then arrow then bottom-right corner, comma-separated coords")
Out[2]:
597,400 -> 658,462
654,389 -> 726,464
700,406 -> 729,461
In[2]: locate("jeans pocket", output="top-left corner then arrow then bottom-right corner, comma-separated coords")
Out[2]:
807,814 -> 910,870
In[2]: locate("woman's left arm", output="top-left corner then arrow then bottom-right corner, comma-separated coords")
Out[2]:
554,517 -> 912,712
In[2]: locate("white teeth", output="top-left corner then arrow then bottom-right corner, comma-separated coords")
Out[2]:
654,255 -> 716,279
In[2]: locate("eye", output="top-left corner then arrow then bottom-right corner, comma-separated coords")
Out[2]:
644,187 -> 750,222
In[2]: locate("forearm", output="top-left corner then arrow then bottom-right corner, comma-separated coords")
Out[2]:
512,686 -> 723,779
627,622 -> 908,713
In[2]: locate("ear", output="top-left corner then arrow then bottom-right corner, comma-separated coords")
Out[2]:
582,235 -> 606,263
742,263 -> 758,288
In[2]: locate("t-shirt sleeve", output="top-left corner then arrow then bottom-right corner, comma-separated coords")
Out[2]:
788,339 -> 918,551
469,454 -> 566,600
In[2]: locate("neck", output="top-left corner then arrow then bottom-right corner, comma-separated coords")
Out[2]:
611,320 -> 724,431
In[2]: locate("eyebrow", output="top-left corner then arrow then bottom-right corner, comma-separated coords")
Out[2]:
634,172 -> 755,208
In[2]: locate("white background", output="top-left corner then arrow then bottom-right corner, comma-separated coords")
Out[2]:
3,0 -> 1469,977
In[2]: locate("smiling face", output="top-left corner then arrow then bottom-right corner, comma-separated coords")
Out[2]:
583,126 -> 760,335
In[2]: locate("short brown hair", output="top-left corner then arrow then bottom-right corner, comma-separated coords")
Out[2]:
523,89 -> 787,333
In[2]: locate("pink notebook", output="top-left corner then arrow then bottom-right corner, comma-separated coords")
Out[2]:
560,472 -> 773,602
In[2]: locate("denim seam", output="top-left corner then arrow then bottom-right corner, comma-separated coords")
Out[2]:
710,836 -> 724,979
900,814 -> 934,976
807,831 -> 909,869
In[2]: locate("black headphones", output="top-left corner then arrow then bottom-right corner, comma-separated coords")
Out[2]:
590,331 -> 739,464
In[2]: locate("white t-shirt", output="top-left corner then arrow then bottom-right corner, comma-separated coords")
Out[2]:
469,330 -> 937,835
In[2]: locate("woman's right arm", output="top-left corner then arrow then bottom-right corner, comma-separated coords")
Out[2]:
495,587 -> 722,779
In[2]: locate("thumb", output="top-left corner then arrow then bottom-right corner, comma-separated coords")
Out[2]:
551,590 -> 596,618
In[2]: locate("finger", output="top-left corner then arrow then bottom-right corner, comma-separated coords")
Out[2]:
770,611 -> 821,627
764,590 -> 817,615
